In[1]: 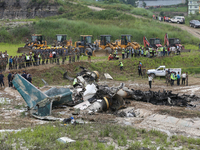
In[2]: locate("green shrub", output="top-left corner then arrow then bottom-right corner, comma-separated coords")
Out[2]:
0,28 -> 12,43
58,6 -> 64,14
131,8 -> 154,18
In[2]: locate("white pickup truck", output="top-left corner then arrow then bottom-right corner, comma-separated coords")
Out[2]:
147,66 -> 181,77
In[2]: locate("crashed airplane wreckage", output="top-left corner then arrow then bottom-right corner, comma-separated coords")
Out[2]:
12,74 -> 73,117
12,67 -> 197,117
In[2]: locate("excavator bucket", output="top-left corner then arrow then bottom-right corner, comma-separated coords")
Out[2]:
94,47 -> 113,57
17,47 -> 31,54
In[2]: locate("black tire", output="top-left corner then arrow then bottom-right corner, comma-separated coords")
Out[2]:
85,48 -> 92,56
105,47 -> 112,56
190,24 -> 192,27
194,25 -> 196,28
74,47 -> 80,53
177,21 -> 180,24
63,71 -> 74,81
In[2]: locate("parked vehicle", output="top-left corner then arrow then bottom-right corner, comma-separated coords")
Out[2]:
169,16 -> 185,24
189,20 -> 200,28
147,66 -> 181,77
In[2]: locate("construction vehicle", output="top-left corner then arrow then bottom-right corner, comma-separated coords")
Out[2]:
94,35 -> 119,56
18,34 -> 47,53
74,35 -> 97,55
164,33 -> 184,49
52,34 -> 72,47
116,34 -> 140,50
143,36 -> 162,48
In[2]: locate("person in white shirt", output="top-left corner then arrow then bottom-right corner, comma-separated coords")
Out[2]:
181,72 -> 186,85
148,74 -> 154,89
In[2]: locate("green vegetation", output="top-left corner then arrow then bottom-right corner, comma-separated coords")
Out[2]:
131,8 -> 153,18
0,43 -> 24,56
30,49 -> 200,87
3,10 -> 199,45
0,1 -> 198,46
148,6 -> 187,13
1,123 -> 200,149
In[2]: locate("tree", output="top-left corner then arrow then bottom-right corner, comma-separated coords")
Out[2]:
142,1 -> 146,8
185,0 -> 188,5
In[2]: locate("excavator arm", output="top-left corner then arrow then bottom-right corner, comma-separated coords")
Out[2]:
164,33 -> 169,46
127,42 -> 140,49
143,36 -> 150,47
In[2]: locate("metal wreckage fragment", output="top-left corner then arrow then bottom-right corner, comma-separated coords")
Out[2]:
116,88 -> 198,107
13,66 -> 197,117
12,74 -> 73,117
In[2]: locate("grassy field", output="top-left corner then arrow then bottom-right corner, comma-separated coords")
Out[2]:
0,43 -> 24,56
1,123 -> 200,149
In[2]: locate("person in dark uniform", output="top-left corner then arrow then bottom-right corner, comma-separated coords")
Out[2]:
69,55 -> 71,64
7,71 -> 12,87
77,53 -> 80,62
138,64 -> 142,77
88,51 -> 92,62
21,71 -> 27,80
0,72 -> 5,88
27,74 -> 32,83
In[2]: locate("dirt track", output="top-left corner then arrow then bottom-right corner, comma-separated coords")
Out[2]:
87,5 -> 200,40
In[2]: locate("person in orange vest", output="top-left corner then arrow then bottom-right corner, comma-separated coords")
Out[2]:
49,52 -> 53,64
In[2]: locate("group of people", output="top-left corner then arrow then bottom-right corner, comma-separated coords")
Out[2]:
113,45 -> 181,60
0,71 -> 32,89
6,47 -> 81,71
148,70 -> 188,89
167,70 -> 188,86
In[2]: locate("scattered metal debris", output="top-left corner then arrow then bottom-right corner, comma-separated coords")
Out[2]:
117,88 -> 197,107
12,67 -> 199,120
57,137 -> 76,143
104,73 -> 113,80
41,79 -> 48,86
74,101 -> 91,110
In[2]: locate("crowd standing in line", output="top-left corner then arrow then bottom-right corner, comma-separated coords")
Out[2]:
1,44 -> 182,72
112,45 -> 181,62
0,46 -> 82,72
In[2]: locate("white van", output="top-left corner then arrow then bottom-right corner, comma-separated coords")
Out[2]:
170,16 -> 185,24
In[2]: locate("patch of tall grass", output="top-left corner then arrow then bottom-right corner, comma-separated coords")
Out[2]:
131,8 -> 154,18
33,18 -> 199,45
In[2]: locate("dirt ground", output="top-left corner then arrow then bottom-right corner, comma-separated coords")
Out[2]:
1,62 -> 200,138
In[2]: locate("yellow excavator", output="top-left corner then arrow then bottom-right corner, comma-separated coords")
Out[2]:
52,34 -> 72,47
94,35 -> 119,56
117,34 -> 140,50
18,34 -> 47,53
74,35 -> 98,55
